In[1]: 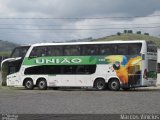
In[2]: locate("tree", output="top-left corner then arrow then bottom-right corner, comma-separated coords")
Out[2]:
124,30 -> 127,34
144,33 -> 149,36
137,31 -> 141,34
117,32 -> 121,36
128,30 -> 133,33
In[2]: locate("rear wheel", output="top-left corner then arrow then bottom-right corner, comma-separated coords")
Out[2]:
37,78 -> 47,90
94,79 -> 106,90
108,79 -> 120,91
24,79 -> 34,90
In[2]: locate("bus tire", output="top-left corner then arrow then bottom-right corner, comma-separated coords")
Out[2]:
94,78 -> 106,90
24,78 -> 34,90
108,79 -> 120,91
37,78 -> 47,90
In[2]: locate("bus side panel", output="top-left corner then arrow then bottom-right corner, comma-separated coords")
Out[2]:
93,64 -> 117,83
48,75 -> 62,87
75,75 -> 91,87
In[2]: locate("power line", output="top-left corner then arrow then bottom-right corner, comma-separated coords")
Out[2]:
0,14 -> 160,20
0,26 -> 160,30
0,22 -> 160,26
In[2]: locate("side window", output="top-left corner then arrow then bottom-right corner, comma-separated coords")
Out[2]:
24,65 -> 96,75
85,65 -> 96,74
81,45 -> 99,55
117,44 -> 128,55
62,66 -> 76,74
24,66 -> 44,74
46,66 -> 61,74
128,44 -> 142,55
76,65 -> 96,74
24,65 -> 61,75
64,46 -> 80,56
76,66 -> 85,74
47,46 -> 63,56
30,46 -> 47,57
99,44 -> 116,55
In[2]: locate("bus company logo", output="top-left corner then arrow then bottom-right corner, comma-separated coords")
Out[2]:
35,58 -> 82,64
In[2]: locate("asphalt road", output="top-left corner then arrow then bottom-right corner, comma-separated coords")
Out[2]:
0,87 -> 160,114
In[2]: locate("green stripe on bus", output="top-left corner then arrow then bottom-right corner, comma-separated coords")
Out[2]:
23,56 -> 110,65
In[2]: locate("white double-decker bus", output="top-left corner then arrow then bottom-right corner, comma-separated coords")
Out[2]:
5,40 -> 157,91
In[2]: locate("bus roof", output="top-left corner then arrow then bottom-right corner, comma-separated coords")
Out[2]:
31,40 -> 146,47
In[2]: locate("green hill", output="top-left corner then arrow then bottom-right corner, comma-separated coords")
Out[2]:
93,33 -> 160,48
0,40 -> 18,56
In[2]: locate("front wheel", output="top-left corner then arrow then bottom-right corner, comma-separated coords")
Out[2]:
108,79 -> 120,91
94,79 -> 106,90
24,79 -> 34,90
37,78 -> 47,90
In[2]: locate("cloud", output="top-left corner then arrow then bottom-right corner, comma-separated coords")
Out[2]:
74,10 -> 160,39
0,0 -> 160,44
2,0 -> 160,17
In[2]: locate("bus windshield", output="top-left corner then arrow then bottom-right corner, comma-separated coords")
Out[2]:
11,46 -> 30,58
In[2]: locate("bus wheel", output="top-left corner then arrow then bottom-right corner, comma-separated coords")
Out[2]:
37,78 -> 47,90
108,79 -> 120,91
94,79 -> 106,90
24,79 -> 34,90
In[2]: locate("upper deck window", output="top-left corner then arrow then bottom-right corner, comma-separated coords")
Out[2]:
117,44 -> 128,55
128,43 -> 142,55
99,44 -> 116,55
81,45 -> 99,55
30,46 -> 47,57
64,45 -> 80,56
47,46 -> 63,56
29,42 -> 142,57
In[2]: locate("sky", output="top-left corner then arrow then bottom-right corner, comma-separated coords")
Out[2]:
0,0 -> 160,45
